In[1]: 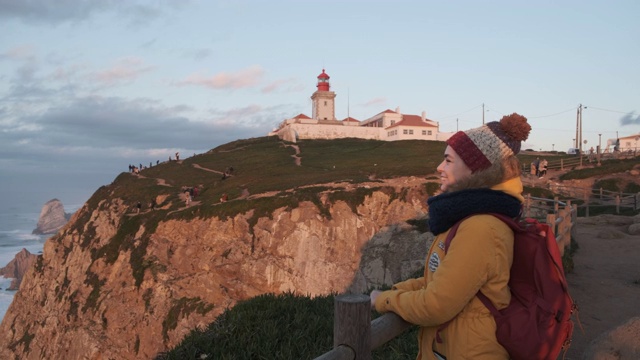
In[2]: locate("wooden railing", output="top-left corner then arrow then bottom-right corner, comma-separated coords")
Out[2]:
314,198 -> 577,360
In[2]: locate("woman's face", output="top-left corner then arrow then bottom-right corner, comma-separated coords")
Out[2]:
436,146 -> 473,192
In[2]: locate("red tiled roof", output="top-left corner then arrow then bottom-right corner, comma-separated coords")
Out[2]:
386,114 -> 438,129
342,117 -> 360,122
293,113 -> 311,119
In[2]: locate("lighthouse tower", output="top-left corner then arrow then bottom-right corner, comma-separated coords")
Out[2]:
311,69 -> 336,121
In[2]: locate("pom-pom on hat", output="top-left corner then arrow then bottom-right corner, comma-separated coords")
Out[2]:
446,113 -> 531,173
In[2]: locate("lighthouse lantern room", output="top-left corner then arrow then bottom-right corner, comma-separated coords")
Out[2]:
311,69 -> 336,121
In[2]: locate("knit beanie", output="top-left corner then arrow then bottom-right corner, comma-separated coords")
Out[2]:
446,113 -> 531,173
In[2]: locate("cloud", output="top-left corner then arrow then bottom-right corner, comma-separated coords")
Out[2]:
0,45 -> 36,61
88,57 -> 154,86
361,97 -> 387,107
0,95 -> 290,175
261,77 -> 303,94
620,112 -> 640,126
0,0 -> 185,26
175,65 -> 264,90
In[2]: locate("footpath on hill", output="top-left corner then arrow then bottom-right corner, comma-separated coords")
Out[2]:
564,214 -> 640,359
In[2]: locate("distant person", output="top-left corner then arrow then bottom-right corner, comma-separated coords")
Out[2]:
539,159 -> 548,178
184,190 -> 191,206
220,193 -> 228,203
150,198 -> 156,210
370,113 -> 531,360
136,201 -> 142,214
534,157 -> 540,177
176,152 -> 180,161
157,160 -> 160,165
530,161 -> 536,177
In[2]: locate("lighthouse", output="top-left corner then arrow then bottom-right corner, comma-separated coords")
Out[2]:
311,69 -> 336,121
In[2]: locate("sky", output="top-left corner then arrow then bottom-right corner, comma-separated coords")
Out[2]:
1,0 -> 639,212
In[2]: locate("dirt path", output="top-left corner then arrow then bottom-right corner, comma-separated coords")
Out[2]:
282,143 -> 301,166
564,214 -> 640,359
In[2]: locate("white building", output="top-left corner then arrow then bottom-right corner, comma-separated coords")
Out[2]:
607,133 -> 640,153
270,69 -> 452,143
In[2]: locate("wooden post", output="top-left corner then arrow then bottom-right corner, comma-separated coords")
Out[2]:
584,190 -> 590,218
560,159 -> 564,170
334,294 -> 371,360
600,188 -> 603,200
547,213 -> 562,255
571,204 -> 577,245
616,195 -> 621,214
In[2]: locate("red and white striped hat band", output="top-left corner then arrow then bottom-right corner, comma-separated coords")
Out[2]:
446,114 -> 531,173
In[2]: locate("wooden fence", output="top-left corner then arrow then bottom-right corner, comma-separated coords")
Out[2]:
314,198 -> 577,360
535,183 -> 639,217
523,150 -> 639,175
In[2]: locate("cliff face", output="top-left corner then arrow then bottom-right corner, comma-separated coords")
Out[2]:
0,248 -> 38,290
0,179 -> 431,360
32,199 -> 71,235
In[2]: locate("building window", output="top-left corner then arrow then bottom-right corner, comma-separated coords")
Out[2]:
409,130 -> 414,135
390,120 -> 395,125
422,130 -> 427,135
428,130 -> 432,135
403,129 -> 408,135
324,101 -> 327,106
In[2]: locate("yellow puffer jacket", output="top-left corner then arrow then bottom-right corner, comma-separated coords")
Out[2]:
374,177 -> 524,360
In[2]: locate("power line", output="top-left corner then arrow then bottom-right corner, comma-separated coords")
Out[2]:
528,108 -> 575,119
583,106 -> 632,115
434,104 -> 484,120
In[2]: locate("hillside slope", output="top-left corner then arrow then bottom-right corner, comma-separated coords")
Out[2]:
0,137 -> 440,359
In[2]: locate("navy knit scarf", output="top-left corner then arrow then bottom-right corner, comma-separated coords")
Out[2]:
427,188 -> 522,235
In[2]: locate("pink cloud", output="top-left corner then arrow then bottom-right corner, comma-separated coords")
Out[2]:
362,97 -> 386,107
90,57 -> 153,85
176,65 -> 264,90
260,77 -> 300,93
2,45 -> 36,60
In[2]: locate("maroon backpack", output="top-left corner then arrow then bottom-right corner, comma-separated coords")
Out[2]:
443,213 -> 576,360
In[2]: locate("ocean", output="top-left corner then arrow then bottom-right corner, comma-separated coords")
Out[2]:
0,201 -> 83,323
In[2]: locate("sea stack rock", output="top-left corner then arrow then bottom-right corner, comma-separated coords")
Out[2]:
32,199 -> 70,235
0,248 -> 38,290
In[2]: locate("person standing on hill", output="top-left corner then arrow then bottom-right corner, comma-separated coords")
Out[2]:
370,113 -> 531,360
539,158 -> 548,178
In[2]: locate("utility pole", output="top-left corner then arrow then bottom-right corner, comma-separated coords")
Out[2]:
575,104 -> 583,151
456,118 -> 459,132
598,133 -> 602,166
482,103 -> 485,125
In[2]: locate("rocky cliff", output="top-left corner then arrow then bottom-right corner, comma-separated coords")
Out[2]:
0,177 -> 432,360
0,248 -> 38,290
32,199 -> 71,235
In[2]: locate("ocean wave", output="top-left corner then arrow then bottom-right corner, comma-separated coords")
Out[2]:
0,229 -> 23,235
16,233 -> 45,241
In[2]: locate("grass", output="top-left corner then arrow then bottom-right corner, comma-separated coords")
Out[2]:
154,292 -> 419,360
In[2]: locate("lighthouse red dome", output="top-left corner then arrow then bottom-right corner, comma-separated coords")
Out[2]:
317,69 -> 330,79
316,69 -> 330,91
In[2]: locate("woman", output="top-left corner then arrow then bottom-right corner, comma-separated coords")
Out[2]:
370,113 -> 531,359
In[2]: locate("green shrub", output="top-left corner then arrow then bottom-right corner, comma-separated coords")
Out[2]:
593,179 -> 621,193
155,292 -> 419,360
